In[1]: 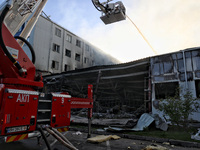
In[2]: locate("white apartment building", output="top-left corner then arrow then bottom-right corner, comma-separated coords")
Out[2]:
26,15 -> 119,74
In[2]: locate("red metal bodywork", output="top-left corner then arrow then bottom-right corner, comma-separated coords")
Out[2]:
51,95 -> 71,128
0,86 -> 39,135
51,85 -> 93,128
0,24 -> 93,139
0,24 -> 43,88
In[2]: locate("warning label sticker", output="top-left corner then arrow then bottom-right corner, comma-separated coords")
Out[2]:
6,46 -> 19,59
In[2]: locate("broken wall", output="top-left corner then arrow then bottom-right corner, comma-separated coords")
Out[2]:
151,48 -> 200,121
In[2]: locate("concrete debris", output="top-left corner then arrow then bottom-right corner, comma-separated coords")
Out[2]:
72,104 -> 144,120
110,105 -> 120,114
171,145 -> 175,148
162,142 -> 170,145
142,144 -> 169,150
71,115 -> 136,127
105,127 -> 124,132
105,113 -> 154,132
87,135 -> 120,143
132,113 -> 154,131
96,129 -> 105,132
191,128 -> 200,141
153,114 -> 168,131
72,131 -> 82,135
125,119 -> 137,128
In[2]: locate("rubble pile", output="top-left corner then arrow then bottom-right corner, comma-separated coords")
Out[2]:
72,104 -> 145,120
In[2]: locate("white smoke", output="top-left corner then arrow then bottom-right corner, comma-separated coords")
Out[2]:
44,0 -> 200,63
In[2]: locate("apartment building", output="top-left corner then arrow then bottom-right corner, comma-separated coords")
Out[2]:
26,15 -> 119,74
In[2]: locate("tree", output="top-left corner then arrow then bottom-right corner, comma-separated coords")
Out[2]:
158,88 -> 200,128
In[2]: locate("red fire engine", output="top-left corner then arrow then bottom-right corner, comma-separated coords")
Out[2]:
0,0 -> 125,149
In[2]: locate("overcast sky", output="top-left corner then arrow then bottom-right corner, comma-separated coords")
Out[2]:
2,0 -> 200,63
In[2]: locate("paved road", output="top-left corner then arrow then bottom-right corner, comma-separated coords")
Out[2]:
0,131 -> 199,150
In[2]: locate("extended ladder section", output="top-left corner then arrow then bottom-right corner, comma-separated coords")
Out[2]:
3,0 -> 44,35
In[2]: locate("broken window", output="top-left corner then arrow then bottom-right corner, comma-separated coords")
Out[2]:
53,43 -> 60,53
155,82 -> 178,99
177,59 -> 184,72
163,61 -> 173,73
162,55 -> 173,74
75,53 -> 80,61
52,60 -> 59,70
152,55 -> 173,75
65,49 -> 71,57
152,63 -> 160,75
192,51 -> 200,71
195,80 -> 200,98
76,39 -> 81,48
176,53 -> 184,72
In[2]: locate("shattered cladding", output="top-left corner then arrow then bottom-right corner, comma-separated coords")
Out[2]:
43,47 -> 200,120
43,57 -> 150,113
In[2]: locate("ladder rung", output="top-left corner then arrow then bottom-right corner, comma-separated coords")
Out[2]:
37,119 -> 50,122
39,100 -> 52,103
38,109 -> 51,112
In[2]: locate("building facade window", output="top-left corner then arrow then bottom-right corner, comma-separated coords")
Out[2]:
155,82 -> 178,99
152,55 -> 173,76
195,80 -> 200,98
85,44 -> 90,52
66,34 -> 72,43
75,53 -> 80,61
90,49 -> 93,56
76,39 -> 81,48
64,64 -> 70,71
55,27 -> 61,37
65,49 -> 71,57
84,57 -> 89,64
52,60 -> 59,70
53,43 -> 60,53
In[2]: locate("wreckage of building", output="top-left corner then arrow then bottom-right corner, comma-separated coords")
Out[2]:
43,47 -> 200,121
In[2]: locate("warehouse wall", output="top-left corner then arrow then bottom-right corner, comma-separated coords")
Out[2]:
151,48 -> 200,121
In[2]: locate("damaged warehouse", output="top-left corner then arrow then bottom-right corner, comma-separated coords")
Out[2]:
43,47 -> 200,121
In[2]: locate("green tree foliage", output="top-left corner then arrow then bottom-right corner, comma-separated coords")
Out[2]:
158,88 -> 200,128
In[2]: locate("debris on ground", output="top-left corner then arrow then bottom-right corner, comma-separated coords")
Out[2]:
191,128 -> 200,141
153,114 -> 168,131
142,144 -> 169,150
71,115 -> 136,127
72,131 -> 82,135
104,113 -> 155,132
162,142 -> 170,145
132,113 -> 154,131
96,129 -> 105,132
87,135 -> 120,143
